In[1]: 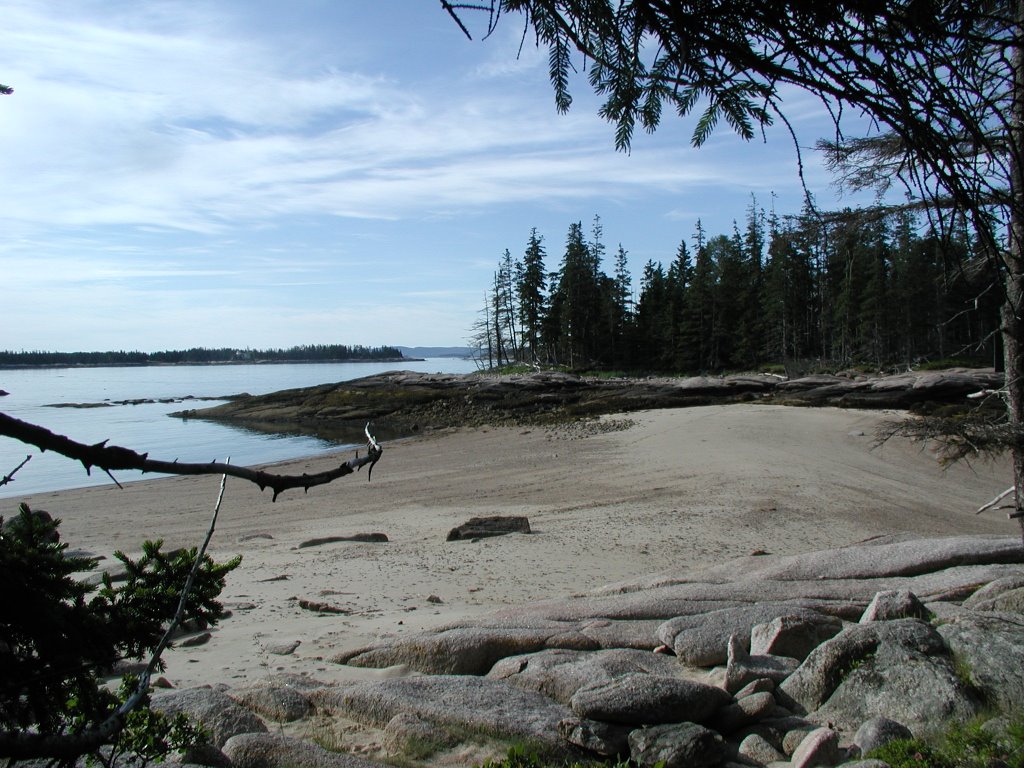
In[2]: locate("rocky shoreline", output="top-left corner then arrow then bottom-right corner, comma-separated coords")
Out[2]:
171,368 -> 1005,440
152,534 -> 1024,768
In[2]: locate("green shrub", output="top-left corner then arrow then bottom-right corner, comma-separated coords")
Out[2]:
0,503 -> 240,766
870,715 -> 1024,768
477,744 -> 633,768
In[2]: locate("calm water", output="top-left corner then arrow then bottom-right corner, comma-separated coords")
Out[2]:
0,359 -> 478,499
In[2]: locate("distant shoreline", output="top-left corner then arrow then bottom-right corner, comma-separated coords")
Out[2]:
0,357 -> 428,371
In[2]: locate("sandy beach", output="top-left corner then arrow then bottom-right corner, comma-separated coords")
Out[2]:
11,403 -> 1016,691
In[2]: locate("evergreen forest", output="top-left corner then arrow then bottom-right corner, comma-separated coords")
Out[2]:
0,344 -> 404,368
470,204 -> 1001,374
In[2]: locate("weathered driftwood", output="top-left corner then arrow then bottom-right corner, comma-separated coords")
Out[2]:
0,413 -> 382,501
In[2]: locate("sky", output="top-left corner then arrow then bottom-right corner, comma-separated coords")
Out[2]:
0,1 -> 885,352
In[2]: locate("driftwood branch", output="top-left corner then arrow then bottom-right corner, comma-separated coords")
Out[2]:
976,486 -> 1015,515
0,454 -> 31,487
0,412 -> 382,501
0,470 -> 230,761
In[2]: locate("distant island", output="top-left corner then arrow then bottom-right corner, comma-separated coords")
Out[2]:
396,346 -> 473,359
0,344 -> 412,369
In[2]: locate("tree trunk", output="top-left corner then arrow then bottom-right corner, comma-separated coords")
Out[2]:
1005,0 -> 1024,536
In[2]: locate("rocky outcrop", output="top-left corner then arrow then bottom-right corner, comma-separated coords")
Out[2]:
222,734 -> 380,768
175,368 -> 1004,437
935,611 -> 1024,712
181,535 -> 1023,767
777,618 -> 984,734
337,676 -> 577,756
150,687 -> 267,747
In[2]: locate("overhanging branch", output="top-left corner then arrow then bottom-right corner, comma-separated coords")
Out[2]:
0,413 -> 383,501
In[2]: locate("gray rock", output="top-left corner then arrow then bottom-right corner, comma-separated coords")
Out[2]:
841,761 -> 891,768
335,626 -> 587,675
859,590 -> 929,623
779,619 -> 945,712
781,725 -> 818,757
487,648 -> 686,705
570,673 -> 731,725
962,573 -> 1024,608
937,611 -> 1024,713
221,734 -> 381,768
577,618 -> 667,650
725,634 -> 799,693
230,682 -> 313,723
177,742 -> 232,768
557,717 -> 631,757
709,692 -> 776,735
734,679 -> 775,698
179,632 -> 213,648
1,506 -> 59,543
594,561 -> 1022,609
659,603 -> 836,666
750,613 -> 844,661
381,713 -> 455,759
261,639 -> 301,656
297,533 -> 388,548
966,586 -> 1024,613
854,716 -> 914,756
981,715 -> 1013,737
727,714 -> 812,756
790,727 -> 840,768
779,619 -> 982,735
737,733 -> 785,765
338,676 -> 575,755
924,600 -> 971,622
151,687 -> 267,747
735,691 -> 775,720
628,722 -> 727,768
447,516 -> 531,541
689,535 -> 1024,584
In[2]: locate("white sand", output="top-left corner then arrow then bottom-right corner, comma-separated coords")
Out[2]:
14,404 -> 1014,689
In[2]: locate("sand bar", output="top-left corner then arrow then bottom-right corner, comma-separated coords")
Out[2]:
11,403 -> 1014,690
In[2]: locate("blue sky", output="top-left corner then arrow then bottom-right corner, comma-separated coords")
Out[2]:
1,1 -> 882,352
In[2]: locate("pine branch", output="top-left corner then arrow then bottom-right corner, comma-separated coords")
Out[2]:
0,413 -> 382,501
875,413 -> 1024,466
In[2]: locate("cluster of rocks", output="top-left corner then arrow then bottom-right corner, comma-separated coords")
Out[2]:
177,368 -> 1004,437
152,534 -> 1024,768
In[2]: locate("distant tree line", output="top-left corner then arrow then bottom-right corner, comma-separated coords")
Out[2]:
0,344 -> 404,368
470,207 -> 1000,373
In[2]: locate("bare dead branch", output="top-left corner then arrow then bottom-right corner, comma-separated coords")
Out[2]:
977,486 -> 1015,514
1,455 -> 31,487
0,412 -> 382,501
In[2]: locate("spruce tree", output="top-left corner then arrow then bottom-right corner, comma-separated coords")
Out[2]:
635,260 -> 671,369
552,222 -> 602,368
684,220 -> 718,372
518,228 -> 548,364
667,239 -> 694,370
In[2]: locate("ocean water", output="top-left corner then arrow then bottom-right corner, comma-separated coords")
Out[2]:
0,359 -> 478,499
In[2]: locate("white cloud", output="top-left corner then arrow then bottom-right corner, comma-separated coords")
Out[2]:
0,1 -> 874,351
